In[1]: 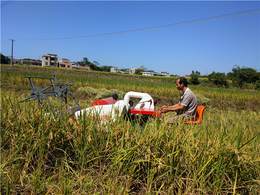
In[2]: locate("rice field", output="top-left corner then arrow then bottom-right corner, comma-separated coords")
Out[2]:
1,65 -> 260,194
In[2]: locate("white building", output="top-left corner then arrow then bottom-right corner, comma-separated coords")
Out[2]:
110,67 -> 123,73
128,68 -> 139,74
142,72 -> 154,76
161,72 -> 170,77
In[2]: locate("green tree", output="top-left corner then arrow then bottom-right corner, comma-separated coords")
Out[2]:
192,70 -> 201,76
255,80 -> 260,90
195,71 -> 201,76
89,63 -> 100,71
82,57 -> 89,65
93,61 -> 100,66
208,71 -> 228,87
100,65 -> 112,72
135,69 -> 142,75
1,53 -> 10,64
190,73 -> 200,85
140,66 -> 148,72
227,65 -> 260,88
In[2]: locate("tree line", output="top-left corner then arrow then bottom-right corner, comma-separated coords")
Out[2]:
80,57 -> 112,72
190,66 -> 260,90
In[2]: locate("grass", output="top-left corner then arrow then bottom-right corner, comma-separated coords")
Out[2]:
2,65 -> 260,104
1,65 -> 260,194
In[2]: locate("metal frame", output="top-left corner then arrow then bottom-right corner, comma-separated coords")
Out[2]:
21,75 -> 79,115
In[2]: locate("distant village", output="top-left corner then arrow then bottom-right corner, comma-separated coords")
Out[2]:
11,53 -> 176,77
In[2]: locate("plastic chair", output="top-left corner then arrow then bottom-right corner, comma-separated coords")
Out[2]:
184,106 -> 206,124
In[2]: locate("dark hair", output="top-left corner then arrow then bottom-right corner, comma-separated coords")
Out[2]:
112,93 -> 118,100
178,77 -> 188,87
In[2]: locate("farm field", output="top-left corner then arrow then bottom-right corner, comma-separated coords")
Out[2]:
1,65 -> 260,194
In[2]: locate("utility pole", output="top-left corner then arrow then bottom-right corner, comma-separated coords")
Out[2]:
10,39 -> 14,68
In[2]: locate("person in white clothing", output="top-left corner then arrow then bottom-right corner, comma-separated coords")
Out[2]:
160,77 -> 197,124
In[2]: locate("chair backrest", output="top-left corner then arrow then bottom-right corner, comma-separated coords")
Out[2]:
184,105 -> 206,124
196,106 -> 206,124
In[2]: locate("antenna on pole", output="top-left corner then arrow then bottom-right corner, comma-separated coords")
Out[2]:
10,39 -> 14,68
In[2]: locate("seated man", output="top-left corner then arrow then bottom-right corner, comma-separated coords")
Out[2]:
160,77 -> 197,124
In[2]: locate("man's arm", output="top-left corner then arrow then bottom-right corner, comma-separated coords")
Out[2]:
161,102 -> 185,113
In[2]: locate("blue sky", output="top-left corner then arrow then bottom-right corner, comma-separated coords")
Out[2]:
1,1 -> 259,76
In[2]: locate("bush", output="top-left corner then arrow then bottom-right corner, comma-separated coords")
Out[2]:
243,83 -> 256,90
227,66 -> 260,88
255,81 -> 260,90
1,53 -> 10,64
190,74 -> 200,85
208,72 -> 228,88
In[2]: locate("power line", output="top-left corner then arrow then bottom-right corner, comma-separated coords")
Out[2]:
1,0 -> 10,6
13,9 -> 260,42
1,39 -> 10,44
1,0 -> 13,8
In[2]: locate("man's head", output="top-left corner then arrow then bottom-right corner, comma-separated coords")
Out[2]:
176,77 -> 188,91
178,77 -> 188,86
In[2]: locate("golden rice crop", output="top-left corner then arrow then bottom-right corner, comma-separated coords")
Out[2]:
1,87 -> 260,194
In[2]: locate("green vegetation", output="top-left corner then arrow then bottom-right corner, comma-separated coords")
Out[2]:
192,67 -> 260,90
208,72 -> 229,88
190,71 -> 200,85
1,53 -> 11,64
80,57 -> 112,72
1,65 -> 260,194
227,65 -> 260,89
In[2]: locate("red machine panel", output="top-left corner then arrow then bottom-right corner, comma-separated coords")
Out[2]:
91,97 -> 118,106
129,108 -> 161,118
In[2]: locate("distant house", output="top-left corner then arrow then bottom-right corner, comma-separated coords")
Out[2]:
31,60 -> 42,66
129,68 -> 142,74
110,67 -> 122,73
142,72 -> 154,76
73,62 -> 90,70
12,59 -> 19,65
161,72 -> 170,77
59,58 -> 73,69
42,54 -> 58,67
154,72 -> 162,76
185,74 -> 190,77
121,68 -> 129,74
109,67 -> 172,76
22,59 -> 42,66
142,72 -> 170,77
128,68 -> 136,74
12,58 -> 42,66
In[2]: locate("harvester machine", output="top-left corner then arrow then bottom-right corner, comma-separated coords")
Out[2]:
21,75 -> 161,124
